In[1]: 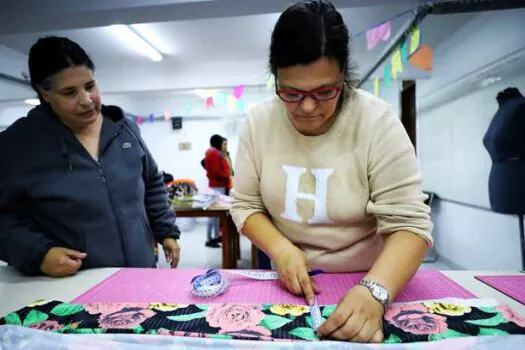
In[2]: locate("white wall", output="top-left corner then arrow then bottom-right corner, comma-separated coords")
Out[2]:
417,9 -> 525,270
419,73 -> 525,208
0,105 -> 31,129
134,90 -> 272,191
138,116 -> 240,191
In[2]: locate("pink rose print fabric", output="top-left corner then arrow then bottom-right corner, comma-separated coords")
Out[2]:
1,300 -> 524,343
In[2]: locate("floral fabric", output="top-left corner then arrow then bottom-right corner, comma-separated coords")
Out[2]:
1,300 -> 524,343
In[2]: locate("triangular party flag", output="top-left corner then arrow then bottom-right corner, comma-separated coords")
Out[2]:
410,26 -> 421,55
237,99 -> 246,113
227,94 -> 237,112
391,48 -> 403,79
366,21 -> 391,50
205,97 -> 214,109
215,91 -> 227,106
373,78 -> 380,96
384,65 -> 392,88
136,116 -> 144,125
401,41 -> 409,63
233,85 -> 245,100
164,110 -> 171,121
409,43 -> 433,71
149,113 -> 155,123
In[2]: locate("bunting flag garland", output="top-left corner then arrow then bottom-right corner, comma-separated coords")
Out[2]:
373,78 -> 380,97
391,48 -> 404,80
164,110 -> 171,121
136,116 -> 144,125
409,27 -> 421,55
366,21 -> 391,50
409,43 -> 433,71
205,97 -> 214,109
233,85 -> 245,100
149,114 -> 155,123
383,65 -> 392,88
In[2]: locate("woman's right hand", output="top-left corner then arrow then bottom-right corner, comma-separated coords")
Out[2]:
272,243 -> 320,305
40,247 -> 87,277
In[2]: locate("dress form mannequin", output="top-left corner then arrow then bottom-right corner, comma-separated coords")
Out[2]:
483,87 -> 525,269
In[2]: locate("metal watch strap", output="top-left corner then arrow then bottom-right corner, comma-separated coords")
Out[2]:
358,280 -> 391,308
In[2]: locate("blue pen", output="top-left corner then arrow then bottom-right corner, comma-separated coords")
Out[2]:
308,269 -> 324,277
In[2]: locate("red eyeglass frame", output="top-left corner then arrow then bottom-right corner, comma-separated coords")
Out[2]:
275,72 -> 345,102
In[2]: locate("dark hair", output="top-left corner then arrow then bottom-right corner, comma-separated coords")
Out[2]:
269,0 -> 357,89
210,134 -> 224,150
28,36 -> 95,103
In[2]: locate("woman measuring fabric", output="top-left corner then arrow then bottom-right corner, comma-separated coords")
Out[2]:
0,37 -> 181,277
231,0 -> 433,343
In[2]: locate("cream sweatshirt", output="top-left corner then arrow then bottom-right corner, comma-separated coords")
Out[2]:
231,88 -> 433,273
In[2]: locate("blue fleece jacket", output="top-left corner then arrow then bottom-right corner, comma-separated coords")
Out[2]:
0,104 -> 180,275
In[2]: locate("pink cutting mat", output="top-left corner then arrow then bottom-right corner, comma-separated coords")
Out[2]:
475,275 -> 525,305
72,268 -> 475,306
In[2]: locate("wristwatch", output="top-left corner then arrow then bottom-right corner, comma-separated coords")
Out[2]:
358,280 -> 391,310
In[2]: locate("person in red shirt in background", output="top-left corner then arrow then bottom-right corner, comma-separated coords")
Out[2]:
204,134 -> 230,248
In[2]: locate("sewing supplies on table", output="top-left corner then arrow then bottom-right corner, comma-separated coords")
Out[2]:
190,269 -> 325,330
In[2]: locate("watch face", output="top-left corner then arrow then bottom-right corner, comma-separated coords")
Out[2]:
371,285 -> 388,302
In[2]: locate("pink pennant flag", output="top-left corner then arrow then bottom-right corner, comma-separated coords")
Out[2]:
233,85 -> 245,100
136,116 -> 143,125
205,96 -> 214,109
366,21 -> 391,50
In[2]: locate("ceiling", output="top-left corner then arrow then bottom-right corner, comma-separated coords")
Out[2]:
0,0 -> 479,102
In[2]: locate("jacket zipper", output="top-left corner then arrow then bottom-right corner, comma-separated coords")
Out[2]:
97,130 -> 130,266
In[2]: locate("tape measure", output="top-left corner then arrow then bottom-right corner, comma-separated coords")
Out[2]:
190,269 -> 325,330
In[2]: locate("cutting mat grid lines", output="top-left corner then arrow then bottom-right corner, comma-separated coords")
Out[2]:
73,269 -> 475,305
475,275 -> 525,305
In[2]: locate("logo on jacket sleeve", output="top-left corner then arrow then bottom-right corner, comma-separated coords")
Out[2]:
122,142 -> 132,149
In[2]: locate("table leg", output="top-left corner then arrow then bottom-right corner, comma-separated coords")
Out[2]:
228,216 -> 240,260
220,213 -> 235,269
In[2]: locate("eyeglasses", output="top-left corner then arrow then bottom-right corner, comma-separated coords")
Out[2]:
275,73 -> 344,103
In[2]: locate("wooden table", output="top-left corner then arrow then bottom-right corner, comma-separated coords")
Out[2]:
173,200 -> 241,269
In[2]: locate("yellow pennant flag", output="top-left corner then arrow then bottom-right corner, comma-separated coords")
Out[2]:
227,94 -> 237,113
391,48 -> 403,79
373,78 -> 380,96
410,27 -> 421,55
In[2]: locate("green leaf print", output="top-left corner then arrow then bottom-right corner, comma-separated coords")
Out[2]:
305,316 -> 326,329
195,304 -> 208,311
322,306 -> 336,318
478,306 -> 498,314
259,315 -> 292,330
429,329 -> 470,341
478,328 -> 509,336
262,304 -> 272,311
4,313 -> 22,326
289,327 -> 318,340
132,325 -> 145,334
50,303 -> 84,317
71,328 -> 95,334
209,334 -> 234,339
384,334 -> 402,344
167,311 -> 206,322
93,328 -> 105,334
22,310 -> 48,327
467,313 -> 508,327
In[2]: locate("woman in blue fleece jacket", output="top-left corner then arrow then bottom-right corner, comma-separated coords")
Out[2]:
0,36 -> 181,277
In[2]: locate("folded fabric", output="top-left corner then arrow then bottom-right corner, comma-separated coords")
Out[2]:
1,300 -> 524,343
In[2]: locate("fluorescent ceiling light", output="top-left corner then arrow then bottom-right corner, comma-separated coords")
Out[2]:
110,25 -> 163,62
130,25 -> 172,55
24,98 -> 40,106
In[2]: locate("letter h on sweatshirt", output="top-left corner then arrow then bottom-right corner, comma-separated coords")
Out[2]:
280,165 -> 333,224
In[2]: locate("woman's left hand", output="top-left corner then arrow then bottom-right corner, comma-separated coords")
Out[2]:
317,285 -> 385,343
162,238 -> 180,268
